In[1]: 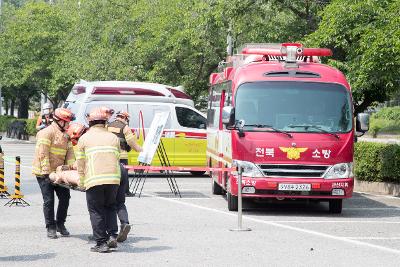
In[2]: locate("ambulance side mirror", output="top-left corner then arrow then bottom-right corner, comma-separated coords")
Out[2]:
356,113 -> 370,132
222,106 -> 235,126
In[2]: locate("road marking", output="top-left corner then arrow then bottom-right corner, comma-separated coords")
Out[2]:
343,237 -> 400,240
4,161 -> 32,169
343,207 -> 400,210
144,193 -> 400,255
271,220 -> 400,224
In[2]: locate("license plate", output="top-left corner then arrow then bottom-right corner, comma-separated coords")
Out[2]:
278,183 -> 311,191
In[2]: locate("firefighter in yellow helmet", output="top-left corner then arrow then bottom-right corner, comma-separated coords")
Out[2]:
32,108 -> 75,239
107,110 -> 142,242
76,107 -> 121,253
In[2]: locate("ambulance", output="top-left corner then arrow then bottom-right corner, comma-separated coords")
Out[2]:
64,81 -> 207,175
207,43 -> 369,213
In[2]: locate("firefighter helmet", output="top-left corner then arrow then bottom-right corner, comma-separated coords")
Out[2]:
116,111 -> 130,120
66,122 -> 87,142
53,108 -> 75,122
100,106 -> 115,117
42,102 -> 53,111
87,107 -> 108,122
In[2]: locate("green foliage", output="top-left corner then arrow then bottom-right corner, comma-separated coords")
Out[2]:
372,107 -> 400,121
369,107 -> 400,137
1,0 -> 398,114
25,118 -> 37,136
0,116 -> 37,136
355,142 -> 400,183
305,0 -> 400,114
0,116 -> 16,132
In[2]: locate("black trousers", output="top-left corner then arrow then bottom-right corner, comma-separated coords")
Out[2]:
86,184 -> 119,245
36,177 -> 70,228
117,161 -> 129,225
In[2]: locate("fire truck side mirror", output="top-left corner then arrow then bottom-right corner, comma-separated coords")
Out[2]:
356,113 -> 370,132
222,106 -> 235,126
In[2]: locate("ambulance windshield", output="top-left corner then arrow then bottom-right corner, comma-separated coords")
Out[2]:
235,81 -> 352,133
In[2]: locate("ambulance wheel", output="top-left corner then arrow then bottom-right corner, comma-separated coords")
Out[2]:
212,180 -> 223,195
190,171 -> 206,176
329,199 -> 342,214
227,192 -> 238,211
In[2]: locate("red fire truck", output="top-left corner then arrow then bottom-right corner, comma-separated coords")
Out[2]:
207,43 -> 369,213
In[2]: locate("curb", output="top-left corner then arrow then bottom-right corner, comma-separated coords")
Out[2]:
355,179 -> 400,197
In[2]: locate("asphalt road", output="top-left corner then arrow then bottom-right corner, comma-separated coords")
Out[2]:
1,139 -> 400,266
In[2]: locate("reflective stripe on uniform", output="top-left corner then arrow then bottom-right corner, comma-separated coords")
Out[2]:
75,151 -> 86,160
40,159 -> 50,167
36,138 -> 51,146
50,147 -> 67,156
86,146 -> 120,156
32,166 -> 42,174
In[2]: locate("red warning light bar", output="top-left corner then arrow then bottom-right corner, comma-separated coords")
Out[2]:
242,44 -> 332,57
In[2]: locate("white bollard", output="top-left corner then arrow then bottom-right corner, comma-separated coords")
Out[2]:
230,165 -> 251,232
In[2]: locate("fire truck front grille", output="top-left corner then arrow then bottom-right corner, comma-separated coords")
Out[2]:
258,164 -> 329,178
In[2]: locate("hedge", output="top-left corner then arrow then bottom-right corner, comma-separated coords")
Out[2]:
369,107 -> 400,137
355,142 -> 400,183
372,106 -> 400,121
0,116 -> 38,136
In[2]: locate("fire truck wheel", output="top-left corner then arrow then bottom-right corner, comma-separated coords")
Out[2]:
328,199 -> 342,214
212,180 -> 223,195
190,171 -> 206,176
227,192 -> 238,211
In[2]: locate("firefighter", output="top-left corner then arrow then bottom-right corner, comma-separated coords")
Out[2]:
49,123 -> 88,186
32,108 -> 75,239
36,102 -> 54,131
107,110 -> 142,242
76,107 -> 121,253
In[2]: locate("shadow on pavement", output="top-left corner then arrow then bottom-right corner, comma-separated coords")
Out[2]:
0,253 -> 56,262
227,192 -> 400,218
154,191 -> 209,199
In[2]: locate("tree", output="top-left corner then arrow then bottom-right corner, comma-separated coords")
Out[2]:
0,1 -> 69,117
305,0 -> 400,114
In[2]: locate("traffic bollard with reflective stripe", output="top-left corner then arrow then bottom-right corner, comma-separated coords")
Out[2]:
230,165 -> 251,232
4,156 -> 30,207
0,151 -> 10,198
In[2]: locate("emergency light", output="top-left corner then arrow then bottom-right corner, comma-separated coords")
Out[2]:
92,87 -> 165,96
72,85 -> 86,95
241,43 -> 332,58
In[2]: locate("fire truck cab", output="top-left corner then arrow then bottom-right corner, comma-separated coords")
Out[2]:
207,43 -> 369,213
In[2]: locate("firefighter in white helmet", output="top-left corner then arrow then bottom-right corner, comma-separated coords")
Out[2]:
36,102 -> 54,130
76,107 -> 121,253
32,108 -> 75,239
107,110 -> 142,242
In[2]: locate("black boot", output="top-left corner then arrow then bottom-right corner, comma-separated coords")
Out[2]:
117,224 -> 131,242
56,224 -> 70,237
107,236 -> 118,248
47,226 -> 58,239
91,243 -> 110,253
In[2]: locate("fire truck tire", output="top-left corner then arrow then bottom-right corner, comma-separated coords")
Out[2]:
190,171 -> 206,176
227,192 -> 238,211
212,180 -> 223,195
328,199 -> 342,214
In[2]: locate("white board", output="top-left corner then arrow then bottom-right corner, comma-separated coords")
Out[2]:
137,111 -> 170,165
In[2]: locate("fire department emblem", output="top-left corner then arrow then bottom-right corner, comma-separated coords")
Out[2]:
279,147 -> 308,160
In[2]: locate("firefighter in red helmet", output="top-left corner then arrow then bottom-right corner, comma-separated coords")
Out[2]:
32,108 -> 75,239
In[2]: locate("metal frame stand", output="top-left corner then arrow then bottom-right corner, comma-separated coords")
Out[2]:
4,196 -> 30,207
129,140 -> 181,198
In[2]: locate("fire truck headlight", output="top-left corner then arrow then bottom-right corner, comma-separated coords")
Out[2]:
233,160 -> 264,177
323,163 -> 354,179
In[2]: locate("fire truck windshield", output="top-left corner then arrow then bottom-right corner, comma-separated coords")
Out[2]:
235,81 -> 352,133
